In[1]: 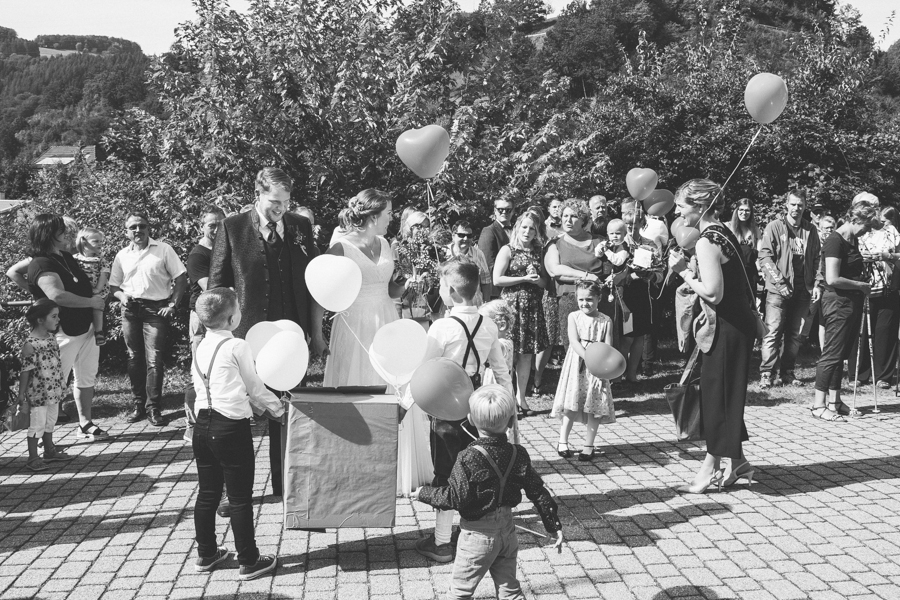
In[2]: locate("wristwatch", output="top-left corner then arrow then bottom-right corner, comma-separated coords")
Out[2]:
167,301 -> 176,309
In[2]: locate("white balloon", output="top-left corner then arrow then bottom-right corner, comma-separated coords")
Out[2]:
273,319 -> 305,338
305,255 -> 363,312
256,331 -> 309,391
369,319 -> 429,387
246,321 -> 282,361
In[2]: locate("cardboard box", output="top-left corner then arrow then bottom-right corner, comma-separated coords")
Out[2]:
282,387 -> 399,529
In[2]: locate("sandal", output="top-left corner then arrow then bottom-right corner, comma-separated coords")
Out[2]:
517,407 -> 537,419
578,448 -> 596,462
832,401 -> 851,416
79,421 -> 110,441
809,406 -> 844,422
557,443 -> 572,458
94,331 -> 107,346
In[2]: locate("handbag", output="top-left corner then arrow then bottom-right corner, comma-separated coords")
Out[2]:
4,404 -> 30,433
664,345 -> 704,442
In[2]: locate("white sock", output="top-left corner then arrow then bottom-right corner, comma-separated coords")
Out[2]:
434,510 -> 454,545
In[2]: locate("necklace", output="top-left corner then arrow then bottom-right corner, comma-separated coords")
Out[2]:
50,253 -> 79,283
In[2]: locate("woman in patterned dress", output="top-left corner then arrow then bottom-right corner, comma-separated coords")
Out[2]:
493,212 -> 548,415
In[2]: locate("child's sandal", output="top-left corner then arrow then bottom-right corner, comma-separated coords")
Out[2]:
94,331 -> 107,346
80,421 -> 110,441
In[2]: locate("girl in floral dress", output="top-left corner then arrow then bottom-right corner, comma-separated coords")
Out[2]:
73,227 -> 110,346
551,281 -> 615,462
493,212 -> 548,415
17,299 -> 71,471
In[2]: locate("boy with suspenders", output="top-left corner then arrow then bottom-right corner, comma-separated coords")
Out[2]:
190,289 -> 285,580
415,262 -> 513,563
413,385 -> 564,598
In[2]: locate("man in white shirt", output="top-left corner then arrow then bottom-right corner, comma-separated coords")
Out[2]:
109,211 -> 188,426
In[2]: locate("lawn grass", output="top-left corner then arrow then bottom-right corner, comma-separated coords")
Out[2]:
65,337 -> 892,429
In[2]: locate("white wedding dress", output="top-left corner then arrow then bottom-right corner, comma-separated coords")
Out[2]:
323,237 -> 433,496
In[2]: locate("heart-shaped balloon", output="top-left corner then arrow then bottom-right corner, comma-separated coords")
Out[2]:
396,125 -> 450,179
642,189 -> 674,216
626,168 -> 658,201
675,225 -> 701,250
744,73 -> 789,125
670,216 -> 686,237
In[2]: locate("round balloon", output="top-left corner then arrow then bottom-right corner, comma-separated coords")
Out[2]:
369,319 -> 429,387
273,319 -> 305,338
246,321 -> 282,360
396,125 -> 451,179
305,254 -> 362,312
744,73 -> 788,124
675,226 -> 701,250
626,168 -> 658,201
583,342 -> 626,380
256,331 -> 310,391
409,358 -> 474,421
642,189 -> 674,216
670,216 -> 686,237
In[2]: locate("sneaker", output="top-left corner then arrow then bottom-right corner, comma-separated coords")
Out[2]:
238,555 -> 277,580
415,534 -> 453,563
759,373 -> 773,389
195,547 -> 230,572
26,458 -> 48,472
877,380 -> 891,389
43,450 -> 72,462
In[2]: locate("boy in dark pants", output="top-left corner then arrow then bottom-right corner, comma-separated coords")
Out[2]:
413,385 -> 564,599
190,288 -> 284,580
414,262 -> 512,562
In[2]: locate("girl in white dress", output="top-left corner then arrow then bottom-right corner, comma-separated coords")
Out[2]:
316,189 -> 432,496
550,280 -> 615,461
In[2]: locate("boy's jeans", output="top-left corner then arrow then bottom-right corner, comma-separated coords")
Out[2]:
448,507 -> 524,600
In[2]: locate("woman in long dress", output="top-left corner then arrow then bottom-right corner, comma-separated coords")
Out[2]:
668,179 -> 757,493
313,189 -> 433,496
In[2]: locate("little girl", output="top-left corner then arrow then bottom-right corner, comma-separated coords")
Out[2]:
550,281 -> 615,461
479,299 -> 518,442
74,228 -> 110,346
17,299 -> 71,471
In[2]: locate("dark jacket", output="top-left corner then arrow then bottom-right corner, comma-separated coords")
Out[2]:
759,215 -> 821,296
478,220 -> 510,273
209,210 -> 318,339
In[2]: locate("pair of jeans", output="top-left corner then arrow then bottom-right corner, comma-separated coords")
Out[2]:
760,288 -> 811,378
122,300 -> 169,411
192,409 -> 259,566
847,291 -> 900,384
448,507 -> 523,599
816,290 -> 864,392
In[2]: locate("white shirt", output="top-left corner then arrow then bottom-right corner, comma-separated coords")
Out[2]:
256,204 -> 284,239
425,306 -> 512,393
109,238 -> 187,301
191,329 -> 283,420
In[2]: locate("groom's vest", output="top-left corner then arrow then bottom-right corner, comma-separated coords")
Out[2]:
263,232 -> 298,322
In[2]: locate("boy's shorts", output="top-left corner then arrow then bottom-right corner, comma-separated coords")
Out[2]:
449,507 -> 523,600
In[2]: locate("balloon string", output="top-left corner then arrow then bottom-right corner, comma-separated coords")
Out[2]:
424,180 -> 443,263
339,312 -> 370,356
703,125 -> 763,220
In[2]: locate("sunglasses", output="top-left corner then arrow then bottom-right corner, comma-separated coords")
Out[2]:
454,232 -> 473,239
495,207 -> 513,214
127,224 -> 148,231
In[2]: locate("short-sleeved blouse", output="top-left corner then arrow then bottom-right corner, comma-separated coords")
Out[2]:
20,334 -> 66,408
820,233 -> 865,296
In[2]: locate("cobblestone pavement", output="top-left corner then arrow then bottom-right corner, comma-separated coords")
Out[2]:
2,394 -> 900,600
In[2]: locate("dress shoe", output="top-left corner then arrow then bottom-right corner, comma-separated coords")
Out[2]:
126,408 -> 146,423
148,409 -> 165,427
217,499 -> 231,518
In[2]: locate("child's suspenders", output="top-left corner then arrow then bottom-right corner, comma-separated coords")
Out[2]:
472,444 -> 518,511
192,339 -> 229,411
450,315 -> 485,382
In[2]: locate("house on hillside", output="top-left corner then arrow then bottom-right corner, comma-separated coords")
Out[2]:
32,145 -> 96,168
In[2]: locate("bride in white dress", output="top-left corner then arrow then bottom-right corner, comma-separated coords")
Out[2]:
313,189 -> 433,496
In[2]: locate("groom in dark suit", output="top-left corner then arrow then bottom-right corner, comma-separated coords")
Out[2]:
209,167 -> 323,500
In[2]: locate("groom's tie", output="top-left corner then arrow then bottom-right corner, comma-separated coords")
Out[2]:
266,221 -> 278,243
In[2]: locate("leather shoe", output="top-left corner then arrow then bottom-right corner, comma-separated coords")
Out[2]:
217,499 -> 230,518
148,409 -> 165,427
126,408 -> 146,423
